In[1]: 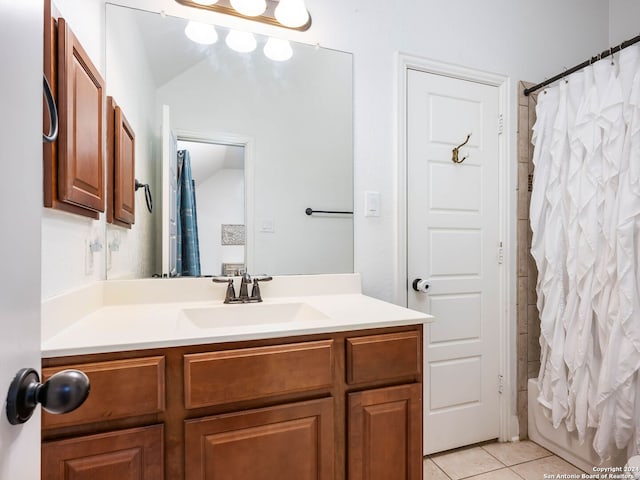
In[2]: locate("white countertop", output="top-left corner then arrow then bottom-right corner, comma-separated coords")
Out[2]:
41,274 -> 432,358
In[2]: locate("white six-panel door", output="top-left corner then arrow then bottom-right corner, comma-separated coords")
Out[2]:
407,69 -> 501,454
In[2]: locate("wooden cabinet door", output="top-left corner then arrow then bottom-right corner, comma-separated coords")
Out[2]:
42,425 -> 163,480
185,398 -> 334,480
57,17 -> 105,213
107,97 -> 135,227
348,384 -> 422,480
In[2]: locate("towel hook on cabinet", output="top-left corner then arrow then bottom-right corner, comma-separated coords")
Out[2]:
43,74 -> 58,143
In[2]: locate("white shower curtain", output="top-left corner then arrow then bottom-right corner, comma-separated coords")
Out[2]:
531,43 -> 640,462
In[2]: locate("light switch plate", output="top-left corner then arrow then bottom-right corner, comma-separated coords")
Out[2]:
364,191 -> 380,217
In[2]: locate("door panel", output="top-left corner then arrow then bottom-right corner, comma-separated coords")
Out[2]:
161,105 -> 178,276
0,1 -> 43,478
407,68 -> 500,454
348,384 -> 422,480
184,398 -> 333,480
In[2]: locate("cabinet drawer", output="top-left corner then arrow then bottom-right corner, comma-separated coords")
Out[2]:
185,398 -> 333,480
42,424 -> 164,480
42,356 -> 165,429
184,340 -> 334,409
346,331 -> 420,384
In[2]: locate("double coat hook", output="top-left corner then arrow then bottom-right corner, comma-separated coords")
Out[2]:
452,134 -> 471,164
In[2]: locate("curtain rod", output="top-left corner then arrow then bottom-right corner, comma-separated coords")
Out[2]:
524,33 -> 640,96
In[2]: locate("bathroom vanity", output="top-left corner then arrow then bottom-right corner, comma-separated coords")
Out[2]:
40,275 -> 430,480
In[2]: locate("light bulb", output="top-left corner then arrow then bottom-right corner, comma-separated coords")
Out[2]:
225,30 -> 257,53
263,37 -> 293,61
274,0 -> 309,28
191,0 -> 219,5
229,0 -> 266,17
184,21 -> 218,45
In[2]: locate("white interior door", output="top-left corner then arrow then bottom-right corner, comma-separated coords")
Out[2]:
0,1 -> 43,477
407,69 -> 501,455
161,105 -> 178,277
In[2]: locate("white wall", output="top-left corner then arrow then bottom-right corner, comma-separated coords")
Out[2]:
195,169 -> 245,275
41,0 -> 614,301
609,0 -> 640,44
105,4 -> 159,279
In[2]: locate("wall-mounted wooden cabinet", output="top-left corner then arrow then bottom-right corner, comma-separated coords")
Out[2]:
107,96 -> 135,228
42,325 -> 423,480
43,3 -> 105,219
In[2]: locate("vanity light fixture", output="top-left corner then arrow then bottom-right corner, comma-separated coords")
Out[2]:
225,29 -> 257,53
184,20 -> 219,44
229,0 -> 266,17
274,0 -> 308,28
175,0 -> 311,31
263,37 -> 292,61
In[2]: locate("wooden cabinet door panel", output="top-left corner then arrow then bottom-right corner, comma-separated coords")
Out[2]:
114,105 -> 135,224
185,398 -> 334,480
346,331 -> 421,385
57,17 -> 105,212
42,424 -> 163,480
348,384 -> 422,480
107,97 -> 136,226
184,340 -> 334,408
42,356 -> 165,430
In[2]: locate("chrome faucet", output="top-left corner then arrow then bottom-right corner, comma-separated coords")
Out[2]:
212,273 -> 272,304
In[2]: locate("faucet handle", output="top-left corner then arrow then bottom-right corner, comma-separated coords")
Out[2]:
250,276 -> 272,302
211,276 -> 236,303
252,275 -> 272,282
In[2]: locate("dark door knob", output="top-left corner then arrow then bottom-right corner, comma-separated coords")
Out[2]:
6,368 -> 90,425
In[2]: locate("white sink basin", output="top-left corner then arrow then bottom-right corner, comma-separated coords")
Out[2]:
182,302 -> 329,328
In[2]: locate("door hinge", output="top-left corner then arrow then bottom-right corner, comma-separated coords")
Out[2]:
498,114 -> 504,135
497,241 -> 504,265
498,374 -> 504,394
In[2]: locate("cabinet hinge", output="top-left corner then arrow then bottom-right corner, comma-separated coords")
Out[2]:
498,114 -> 504,135
498,374 -> 504,394
497,241 -> 504,265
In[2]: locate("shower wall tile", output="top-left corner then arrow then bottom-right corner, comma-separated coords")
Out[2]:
517,277 -> 528,335
517,81 -> 540,440
527,262 -> 537,305
518,390 -> 528,439
518,167 -> 529,220
517,220 -> 529,277
518,332 -> 528,390
527,305 -> 541,363
528,360 -> 540,379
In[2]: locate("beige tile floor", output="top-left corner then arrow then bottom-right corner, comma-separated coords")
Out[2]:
424,440 -> 585,479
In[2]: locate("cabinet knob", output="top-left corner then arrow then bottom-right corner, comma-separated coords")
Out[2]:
5,368 -> 90,425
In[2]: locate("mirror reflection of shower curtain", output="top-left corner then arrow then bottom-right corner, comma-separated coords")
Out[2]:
176,149 -> 201,276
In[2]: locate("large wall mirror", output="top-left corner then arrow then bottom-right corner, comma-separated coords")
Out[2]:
105,3 -> 353,279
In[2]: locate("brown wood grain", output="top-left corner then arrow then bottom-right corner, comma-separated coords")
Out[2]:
56,17 -> 105,213
43,3 -> 98,218
42,325 -> 423,480
184,339 -> 334,408
42,356 -> 165,429
348,383 -> 423,480
106,97 -> 135,228
346,330 -> 421,384
185,398 -> 334,480
42,424 -> 164,480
